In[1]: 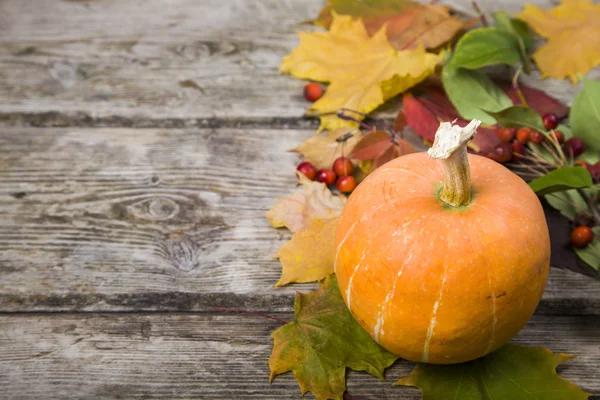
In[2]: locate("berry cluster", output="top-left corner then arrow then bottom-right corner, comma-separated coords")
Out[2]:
488,112 -> 590,166
297,157 -> 357,193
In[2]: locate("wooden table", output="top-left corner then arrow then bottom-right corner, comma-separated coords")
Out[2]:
0,0 -> 598,398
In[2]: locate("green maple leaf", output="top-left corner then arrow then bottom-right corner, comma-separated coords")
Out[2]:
396,344 -> 593,399
269,275 -> 399,400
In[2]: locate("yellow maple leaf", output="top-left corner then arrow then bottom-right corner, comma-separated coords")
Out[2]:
291,128 -> 360,170
265,173 -> 346,232
518,0 -> 600,82
274,217 -> 339,286
281,14 -> 442,131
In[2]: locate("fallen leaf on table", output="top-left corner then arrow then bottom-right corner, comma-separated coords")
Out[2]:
442,63 -> 513,124
396,344 -> 592,399
281,14 -> 442,131
500,82 -> 569,118
402,91 -> 503,155
449,27 -> 522,70
291,128 -> 360,170
270,275 -> 399,400
315,0 -> 467,50
529,166 -> 593,196
349,131 -> 415,168
274,217 -> 339,286
518,0 -> 600,82
266,173 -> 347,232
314,0 -> 419,28
486,105 -> 548,133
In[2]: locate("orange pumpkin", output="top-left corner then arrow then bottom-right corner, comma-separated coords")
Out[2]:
335,120 -> 550,364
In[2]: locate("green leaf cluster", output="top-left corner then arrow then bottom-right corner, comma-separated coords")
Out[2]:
442,12 -> 535,124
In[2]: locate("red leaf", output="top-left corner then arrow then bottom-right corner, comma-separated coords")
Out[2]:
404,90 -> 502,155
373,139 -> 415,168
393,110 -> 407,132
402,92 -> 440,142
350,131 -> 393,160
501,83 -> 569,118
374,144 -> 396,168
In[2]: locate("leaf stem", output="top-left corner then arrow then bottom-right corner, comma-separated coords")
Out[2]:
577,189 -> 600,224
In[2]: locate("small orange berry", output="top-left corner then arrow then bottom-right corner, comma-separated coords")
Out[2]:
516,127 -> 532,144
303,82 -> 323,102
571,225 -> 594,248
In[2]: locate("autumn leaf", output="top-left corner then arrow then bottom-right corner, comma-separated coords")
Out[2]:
291,128 -> 360,170
396,344 -> 592,399
270,275 -> 399,400
501,82 -> 569,118
349,131 -> 415,168
281,14 -> 442,131
274,218 -> 339,286
402,91 -> 503,156
315,0 -> 467,50
266,173 -> 347,232
518,0 -> 600,82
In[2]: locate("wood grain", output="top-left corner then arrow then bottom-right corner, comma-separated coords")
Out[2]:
0,313 -> 598,399
0,0 -> 599,125
0,126 -> 598,314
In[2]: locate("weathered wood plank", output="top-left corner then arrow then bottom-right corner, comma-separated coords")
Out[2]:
0,126 -> 598,313
0,313 -> 597,399
0,0 -> 598,124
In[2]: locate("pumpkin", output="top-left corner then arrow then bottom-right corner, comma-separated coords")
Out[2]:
335,120 -> 550,364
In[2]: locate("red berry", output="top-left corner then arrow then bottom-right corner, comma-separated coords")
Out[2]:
563,137 -> 586,157
297,161 -> 317,180
303,82 -> 323,102
512,141 -> 526,157
552,130 -> 565,144
336,175 -> 357,193
316,169 -> 336,185
571,225 -> 594,248
590,165 -> 600,183
333,157 -> 354,176
542,113 -> 558,130
529,130 -> 544,144
516,127 -> 531,144
497,127 -> 516,143
492,143 -> 513,163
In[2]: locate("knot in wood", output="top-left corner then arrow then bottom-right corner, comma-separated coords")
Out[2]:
160,234 -> 201,272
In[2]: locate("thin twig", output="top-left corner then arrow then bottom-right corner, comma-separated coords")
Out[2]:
577,188 -> 600,224
540,140 -> 564,167
546,193 -> 588,213
472,1 -> 488,26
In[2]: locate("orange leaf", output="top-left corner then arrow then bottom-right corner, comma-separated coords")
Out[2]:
349,131 -> 393,160
350,131 -> 415,169
315,1 -> 468,50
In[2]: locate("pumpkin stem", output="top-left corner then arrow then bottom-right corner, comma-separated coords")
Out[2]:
428,120 -> 481,207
